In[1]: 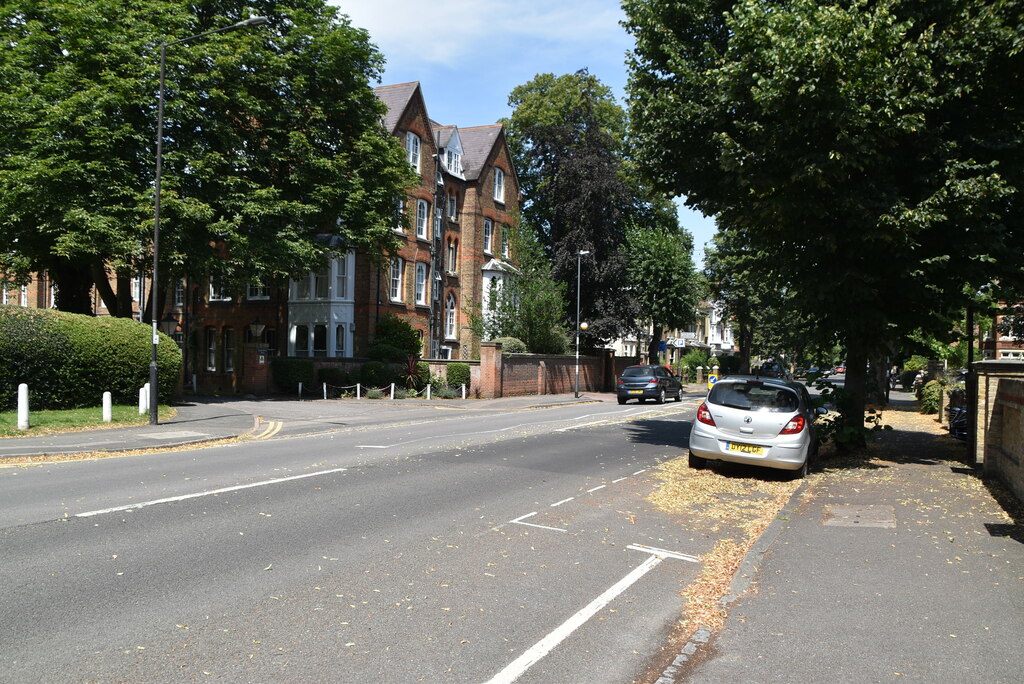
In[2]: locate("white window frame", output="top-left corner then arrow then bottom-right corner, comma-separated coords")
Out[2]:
247,282 -> 269,300
335,324 -> 347,358
335,256 -> 349,300
416,199 -> 429,239
415,263 -> 427,305
445,293 -> 457,339
483,219 -> 493,254
493,167 -> 505,203
314,270 -> 329,299
447,240 -> 458,274
395,198 -> 405,233
209,277 -> 231,302
205,328 -> 217,371
447,193 -> 458,220
174,281 -> 186,306
294,324 -> 309,357
20,285 -> 28,307
312,324 -> 327,358
389,258 -> 403,302
406,131 -> 421,172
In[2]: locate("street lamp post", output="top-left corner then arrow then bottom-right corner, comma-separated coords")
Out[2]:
574,250 -> 590,398
149,16 -> 268,425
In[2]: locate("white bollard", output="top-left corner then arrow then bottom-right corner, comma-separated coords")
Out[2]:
426,384 -> 431,400
461,384 -> 466,400
192,374 -> 198,393
102,392 -> 112,422
390,383 -> 395,400
356,383 -> 361,400
323,382 -> 327,400
139,385 -> 147,414
17,383 -> 29,430
298,381 -> 303,400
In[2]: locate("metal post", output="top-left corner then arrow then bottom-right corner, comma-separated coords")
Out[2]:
574,250 -> 590,398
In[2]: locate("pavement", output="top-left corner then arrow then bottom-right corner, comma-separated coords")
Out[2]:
4,388 -> 1023,682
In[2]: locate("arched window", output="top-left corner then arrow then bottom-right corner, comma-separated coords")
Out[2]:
406,132 -> 420,171
445,293 -> 457,339
416,199 -> 429,239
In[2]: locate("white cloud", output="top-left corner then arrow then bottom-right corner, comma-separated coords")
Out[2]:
332,0 -> 628,68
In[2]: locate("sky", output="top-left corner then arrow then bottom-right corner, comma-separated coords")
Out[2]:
330,0 -> 717,267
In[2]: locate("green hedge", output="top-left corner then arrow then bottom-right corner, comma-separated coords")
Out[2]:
447,362 -> 471,389
0,305 -> 181,409
272,357 -> 314,393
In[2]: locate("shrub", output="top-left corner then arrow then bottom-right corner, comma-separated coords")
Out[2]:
318,367 -> 353,388
367,313 -> 421,361
359,361 -> 394,389
716,354 -> 742,375
272,357 -> 314,393
433,385 -> 458,399
493,336 -> 528,354
903,355 -> 930,373
681,348 -> 711,374
919,379 -> 943,414
365,387 -> 385,400
447,362 -> 471,389
0,306 -> 181,409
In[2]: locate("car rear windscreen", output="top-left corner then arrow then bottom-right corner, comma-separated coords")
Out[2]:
709,383 -> 798,412
622,367 -> 651,377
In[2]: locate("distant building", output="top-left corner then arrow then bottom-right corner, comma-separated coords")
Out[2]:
2,82 -> 521,394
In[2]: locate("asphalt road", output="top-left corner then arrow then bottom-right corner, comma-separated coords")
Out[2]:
1,398 -> 710,683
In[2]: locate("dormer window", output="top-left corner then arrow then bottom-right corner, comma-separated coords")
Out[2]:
445,149 -> 462,175
406,132 -> 421,172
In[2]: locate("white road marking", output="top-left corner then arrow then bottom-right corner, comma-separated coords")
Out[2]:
550,497 -> 575,507
509,511 -> 567,533
484,555 -> 663,684
586,485 -> 606,493
627,544 -> 700,563
633,469 -> 648,476
74,467 -> 348,518
612,477 -> 627,483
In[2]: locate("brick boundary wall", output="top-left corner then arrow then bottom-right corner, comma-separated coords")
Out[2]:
985,378 -> 1024,504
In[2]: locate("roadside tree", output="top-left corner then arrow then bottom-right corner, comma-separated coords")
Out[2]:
0,0 -> 413,317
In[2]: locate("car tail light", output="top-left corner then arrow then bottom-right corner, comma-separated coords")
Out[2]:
696,402 -> 716,426
647,380 -> 659,388
780,414 -> 806,434
617,378 -> 624,386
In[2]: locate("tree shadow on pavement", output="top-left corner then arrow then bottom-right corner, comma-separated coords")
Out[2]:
622,418 -> 690,451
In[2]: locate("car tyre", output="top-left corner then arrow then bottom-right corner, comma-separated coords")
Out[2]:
674,387 -> 682,402
656,389 -> 666,404
688,451 -> 707,470
792,456 -> 810,480
617,397 -> 627,405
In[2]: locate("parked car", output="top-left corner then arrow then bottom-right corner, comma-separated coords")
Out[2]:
687,375 -> 827,478
757,361 -> 790,380
616,365 -> 684,405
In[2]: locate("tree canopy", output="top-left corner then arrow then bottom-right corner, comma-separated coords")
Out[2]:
0,0 -> 414,315
625,0 -> 1023,435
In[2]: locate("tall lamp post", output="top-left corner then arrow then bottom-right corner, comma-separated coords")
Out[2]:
150,16 -> 268,425
574,249 -> 590,398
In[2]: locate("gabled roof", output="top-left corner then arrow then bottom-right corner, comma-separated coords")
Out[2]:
433,123 -> 456,150
373,82 -> 421,133
459,125 -> 504,181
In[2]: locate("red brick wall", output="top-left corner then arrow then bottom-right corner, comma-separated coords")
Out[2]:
501,354 -> 603,396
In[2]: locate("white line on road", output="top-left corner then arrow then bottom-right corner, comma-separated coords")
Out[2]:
484,555 -> 663,684
633,469 -> 648,476
550,497 -> 575,507
586,485 -> 606,493
74,467 -> 349,518
627,544 -> 700,563
612,477 -> 628,483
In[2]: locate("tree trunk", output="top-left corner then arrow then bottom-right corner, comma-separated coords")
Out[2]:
648,324 -> 664,364
838,336 -> 868,449
51,259 -> 94,315
737,319 -> 753,374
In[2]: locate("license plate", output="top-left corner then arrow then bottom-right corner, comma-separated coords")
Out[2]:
727,442 -> 765,455
628,390 -> 643,394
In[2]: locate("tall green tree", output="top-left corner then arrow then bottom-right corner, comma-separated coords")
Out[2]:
625,0 -> 1023,442
0,0 -> 413,316
503,70 -> 641,345
626,213 -> 702,361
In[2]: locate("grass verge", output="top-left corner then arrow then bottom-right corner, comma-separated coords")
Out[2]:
0,405 -> 175,438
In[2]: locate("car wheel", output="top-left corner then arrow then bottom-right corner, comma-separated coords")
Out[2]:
674,387 -> 682,402
617,397 -> 627,405
792,457 -> 810,480
688,451 -> 707,470
656,389 -> 666,404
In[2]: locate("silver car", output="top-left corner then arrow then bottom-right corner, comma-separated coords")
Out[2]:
687,376 -> 826,478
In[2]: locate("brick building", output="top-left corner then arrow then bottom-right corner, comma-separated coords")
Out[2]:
2,82 -> 521,394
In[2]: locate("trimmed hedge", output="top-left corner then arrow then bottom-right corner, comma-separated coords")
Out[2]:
0,305 -> 181,410
492,336 -> 527,354
447,362 -> 471,389
272,357 -> 315,393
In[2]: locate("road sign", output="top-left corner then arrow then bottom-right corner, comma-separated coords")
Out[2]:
707,373 -> 719,390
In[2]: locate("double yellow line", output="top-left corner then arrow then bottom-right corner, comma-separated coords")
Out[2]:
251,420 -> 283,440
